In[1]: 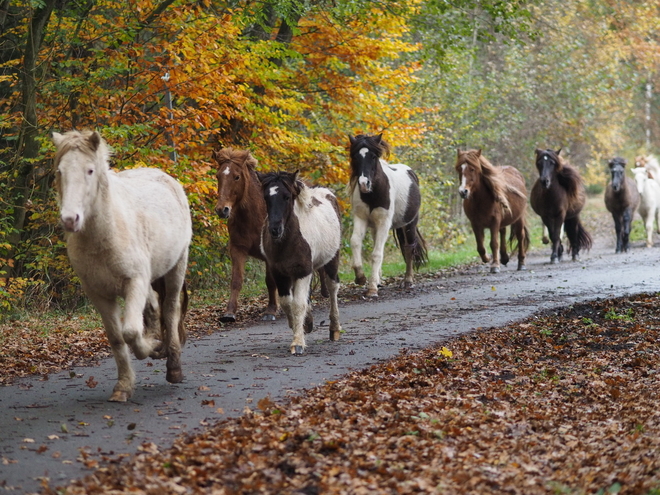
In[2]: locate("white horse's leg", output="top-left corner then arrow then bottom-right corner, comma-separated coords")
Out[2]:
89,294 -> 135,402
122,278 -> 156,360
284,275 -> 313,355
327,275 -> 342,341
161,255 -> 187,383
350,215 -> 368,285
368,220 -> 390,298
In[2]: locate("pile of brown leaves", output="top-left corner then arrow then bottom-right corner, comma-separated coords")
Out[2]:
53,293 -> 660,494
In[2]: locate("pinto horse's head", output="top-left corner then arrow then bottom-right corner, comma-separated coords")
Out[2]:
535,148 -> 563,189
455,149 -> 483,200
257,170 -> 303,240
53,130 -> 110,233
213,148 -> 257,219
608,157 -> 627,193
348,133 -> 390,194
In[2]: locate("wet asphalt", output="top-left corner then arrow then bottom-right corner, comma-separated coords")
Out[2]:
2,236 -> 660,493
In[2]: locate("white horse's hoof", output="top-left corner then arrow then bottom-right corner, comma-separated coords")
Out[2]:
261,314 -> 276,321
365,289 -> 378,298
291,345 -> 304,356
490,266 -> 500,273
108,390 -> 130,402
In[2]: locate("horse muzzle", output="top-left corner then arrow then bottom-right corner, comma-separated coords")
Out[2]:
358,177 -> 372,194
541,178 -> 552,189
269,224 -> 284,240
215,205 -> 231,219
61,213 -> 82,233
459,188 -> 469,199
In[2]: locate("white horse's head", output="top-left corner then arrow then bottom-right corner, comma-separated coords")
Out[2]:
53,130 -> 111,233
632,167 -> 649,195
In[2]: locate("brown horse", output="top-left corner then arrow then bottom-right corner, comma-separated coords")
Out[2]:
604,157 -> 639,253
455,149 -> 529,273
530,148 -> 592,263
213,148 -> 278,322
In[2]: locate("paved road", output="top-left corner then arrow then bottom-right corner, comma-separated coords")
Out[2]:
2,233 -> 660,493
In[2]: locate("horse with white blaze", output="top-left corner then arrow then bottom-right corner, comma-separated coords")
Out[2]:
53,130 -> 192,402
348,134 -> 427,298
257,171 -> 342,355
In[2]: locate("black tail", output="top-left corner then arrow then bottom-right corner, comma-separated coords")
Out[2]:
394,226 -> 428,271
564,217 -> 593,255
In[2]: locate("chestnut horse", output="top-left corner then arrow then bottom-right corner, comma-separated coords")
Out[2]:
531,148 -> 592,263
455,149 -> 529,273
604,157 -> 639,253
213,148 -> 278,322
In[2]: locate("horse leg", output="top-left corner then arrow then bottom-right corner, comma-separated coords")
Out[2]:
399,224 -> 415,289
324,252 -> 342,341
487,226 -> 501,273
613,214 -> 623,253
563,217 -> 582,261
263,264 -> 278,320
161,254 -> 188,384
513,221 -> 527,271
622,208 -> 633,252
547,217 -> 563,263
122,277 -> 157,360
289,274 -> 313,355
350,215 -> 368,286
89,294 -> 135,402
471,225 -> 490,264
645,211 -> 655,247
367,219 -> 390,297
499,227 -> 510,267
222,245 -> 248,323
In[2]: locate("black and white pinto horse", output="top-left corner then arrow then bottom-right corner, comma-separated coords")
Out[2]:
348,134 -> 427,297
257,171 -> 342,355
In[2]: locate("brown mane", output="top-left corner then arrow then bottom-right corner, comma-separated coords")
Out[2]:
213,147 -> 258,208
457,149 -> 526,212
550,151 -> 584,206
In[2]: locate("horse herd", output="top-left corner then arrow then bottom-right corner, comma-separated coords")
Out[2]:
52,130 -> 659,402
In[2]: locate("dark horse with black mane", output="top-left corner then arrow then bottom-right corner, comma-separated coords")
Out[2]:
604,157 -> 639,253
348,134 -> 427,297
531,148 -> 593,263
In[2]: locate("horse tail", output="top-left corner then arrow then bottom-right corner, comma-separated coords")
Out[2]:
564,217 -> 593,253
394,226 -> 428,271
575,220 -> 593,252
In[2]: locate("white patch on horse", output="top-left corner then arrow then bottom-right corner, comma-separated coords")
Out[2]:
222,166 -> 231,175
460,164 -> 468,191
359,147 -> 369,158
269,186 -> 279,196
358,175 -> 370,190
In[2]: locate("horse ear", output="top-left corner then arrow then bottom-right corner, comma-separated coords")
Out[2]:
534,149 -> 542,156
456,148 -> 461,159
476,149 -> 482,157
88,131 -> 101,151
556,148 -> 562,156
375,133 -> 383,144
255,171 -> 266,185
348,134 -> 355,145
649,170 -> 655,180
52,132 -> 65,148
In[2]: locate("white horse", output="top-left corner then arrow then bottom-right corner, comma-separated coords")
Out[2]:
635,154 -> 660,187
257,171 -> 342,355
632,166 -> 660,248
53,130 -> 192,402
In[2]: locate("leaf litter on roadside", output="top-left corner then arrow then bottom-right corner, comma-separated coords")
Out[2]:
46,293 -> 660,494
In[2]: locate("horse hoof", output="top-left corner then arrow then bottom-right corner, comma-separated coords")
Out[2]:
329,329 -> 341,341
166,368 -> 184,384
490,266 -> 500,274
108,390 -> 130,402
261,314 -> 276,321
355,275 -> 367,285
292,346 -> 304,356
402,281 -> 413,290
220,313 -> 236,323
551,258 -> 559,264
149,342 -> 167,359
517,264 -> 526,271
365,289 -> 378,298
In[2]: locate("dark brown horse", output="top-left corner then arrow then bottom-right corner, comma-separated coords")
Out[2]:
604,157 -> 639,253
530,148 -> 593,263
213,148 -> 278,322
455,149 -> 529,273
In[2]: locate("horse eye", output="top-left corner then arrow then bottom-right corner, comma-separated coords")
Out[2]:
234,175 -> 240,181
87,169 -> 94,175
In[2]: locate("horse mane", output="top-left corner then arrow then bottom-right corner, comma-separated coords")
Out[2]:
459,149 -> 525,211
349,134 -> 391,161
546,150 -> 584,201
259,171 -> 305,199
53,130 -> 111,169
214,147 -> 259,207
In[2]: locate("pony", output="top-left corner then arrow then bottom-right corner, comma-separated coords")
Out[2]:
257,171 -> 342,355
455,149 -> 530,273
348,134 -> 427,297
530,148 -> 593,263
53,130 -> 191,402
213,148 -> 278,322
632,166 -> 660,248
604,157 -> 640,253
